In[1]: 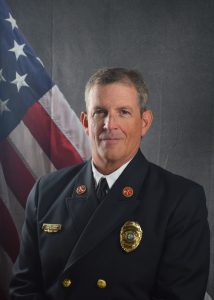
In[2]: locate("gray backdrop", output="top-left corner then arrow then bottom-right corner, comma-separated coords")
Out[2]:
7,0 -> 214,297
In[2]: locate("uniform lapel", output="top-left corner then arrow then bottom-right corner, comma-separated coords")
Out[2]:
66,161 -> 97,241
64,150 -> 149,271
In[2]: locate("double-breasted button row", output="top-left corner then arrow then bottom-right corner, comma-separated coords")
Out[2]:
62,278 -> 107,289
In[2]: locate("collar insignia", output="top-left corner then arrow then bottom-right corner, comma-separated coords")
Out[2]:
122,186 -> 134,198
76,185 -> 87,195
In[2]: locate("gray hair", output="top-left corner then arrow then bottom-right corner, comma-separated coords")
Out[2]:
85,67 -> 149,112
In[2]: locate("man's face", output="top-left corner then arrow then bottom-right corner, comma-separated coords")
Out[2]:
81,82 -> 152,173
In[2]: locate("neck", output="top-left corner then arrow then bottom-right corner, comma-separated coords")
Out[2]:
92,153 -> 138,175
93,162 -> 121,175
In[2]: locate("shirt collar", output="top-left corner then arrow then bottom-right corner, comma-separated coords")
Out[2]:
92,159 -> 132,189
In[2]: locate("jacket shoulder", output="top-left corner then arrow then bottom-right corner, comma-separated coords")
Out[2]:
148,161 -> 204,193
40,162 -> 86,186
27,162 -> 87,211
146,162 -> 207,222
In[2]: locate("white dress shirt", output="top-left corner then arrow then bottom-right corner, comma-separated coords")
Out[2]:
92,159 -> 132,189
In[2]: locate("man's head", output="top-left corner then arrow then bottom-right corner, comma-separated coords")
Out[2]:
85,67 -> 149,113
81,67 -> 153,174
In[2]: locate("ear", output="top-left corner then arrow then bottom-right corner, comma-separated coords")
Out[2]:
141,110 -> 153,137
80,112 -> 89,135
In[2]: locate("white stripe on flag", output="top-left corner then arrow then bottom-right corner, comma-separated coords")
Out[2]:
8,121 -> 56,178
39,85 -> 91,161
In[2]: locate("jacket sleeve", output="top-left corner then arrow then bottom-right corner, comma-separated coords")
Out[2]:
9,179 -> 46,300
152,184 -> 210,300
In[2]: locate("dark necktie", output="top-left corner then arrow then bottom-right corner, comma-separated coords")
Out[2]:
96,177 -> 109,201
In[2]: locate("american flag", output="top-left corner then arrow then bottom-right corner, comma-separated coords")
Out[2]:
0,0 -> 91,298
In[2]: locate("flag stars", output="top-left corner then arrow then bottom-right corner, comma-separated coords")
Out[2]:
5,13 -> 18,30
0,99 -> 10,114
11,72 -> 29,92
9,41 -> 27,60
0,69 -> 6,82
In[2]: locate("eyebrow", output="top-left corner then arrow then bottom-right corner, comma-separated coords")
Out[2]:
93,105 -> 133,111
118,106 -> 133,110
93,106 -> 105,110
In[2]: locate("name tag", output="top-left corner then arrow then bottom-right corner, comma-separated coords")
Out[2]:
42,223 -> 62,233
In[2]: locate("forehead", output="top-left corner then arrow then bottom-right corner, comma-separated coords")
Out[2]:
87,82 -> 139,108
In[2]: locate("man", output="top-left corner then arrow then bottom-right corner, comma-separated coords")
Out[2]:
10,68 -> 210,299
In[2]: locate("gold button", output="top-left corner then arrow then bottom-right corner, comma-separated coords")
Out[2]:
62,278 -> 72,288
97,279 -> 107,288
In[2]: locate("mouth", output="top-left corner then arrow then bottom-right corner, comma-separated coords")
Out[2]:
99,133 -> 123,140
101,137 -> 121,141
99,137 -> 122,146
98,131 -> 124,145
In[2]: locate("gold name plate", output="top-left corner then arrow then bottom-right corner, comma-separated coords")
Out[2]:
42,223 -> 62,233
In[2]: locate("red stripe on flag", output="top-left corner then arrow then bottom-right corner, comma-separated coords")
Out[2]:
0,197 -> 20,262
0,140 -> 35,208
23,102 -> 83,169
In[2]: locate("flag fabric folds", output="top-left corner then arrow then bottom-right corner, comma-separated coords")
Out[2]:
0,0 -> 91,298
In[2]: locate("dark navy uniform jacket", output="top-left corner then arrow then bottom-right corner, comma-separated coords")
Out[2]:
10,150 -> 210,300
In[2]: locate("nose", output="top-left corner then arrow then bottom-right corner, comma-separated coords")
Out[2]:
103,114 -> 118,130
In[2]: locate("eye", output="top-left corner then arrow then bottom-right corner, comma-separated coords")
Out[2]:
120,109 -> 131,117
92,109 -> 107,117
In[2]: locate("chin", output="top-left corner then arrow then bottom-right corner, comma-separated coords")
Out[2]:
98,148 -> 118,159
102,150 -> 126,163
